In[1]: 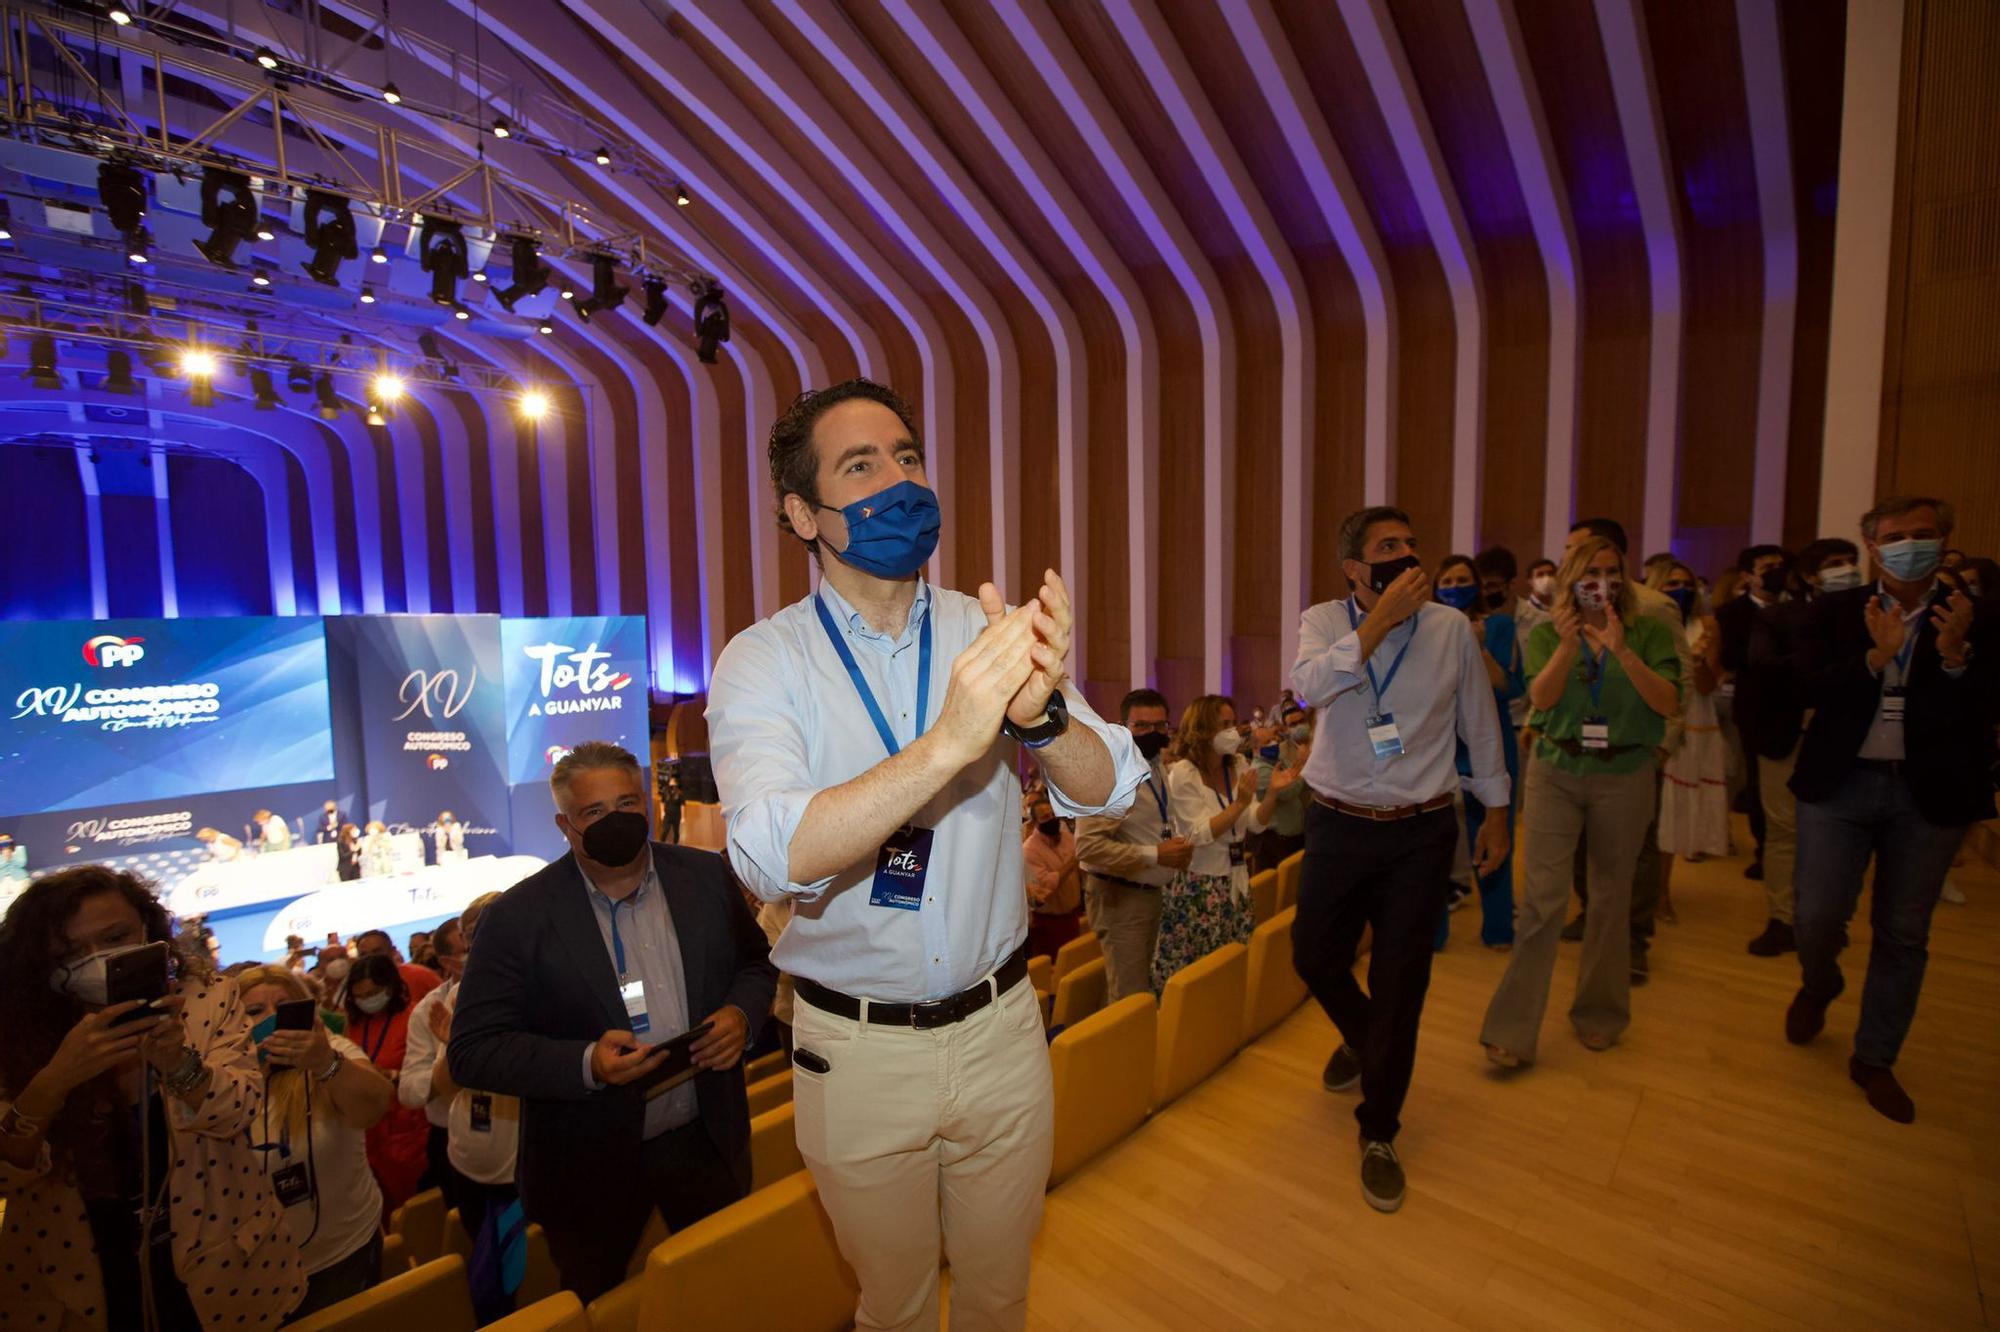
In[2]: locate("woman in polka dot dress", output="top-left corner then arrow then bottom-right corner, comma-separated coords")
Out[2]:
0,867 -> 306,1331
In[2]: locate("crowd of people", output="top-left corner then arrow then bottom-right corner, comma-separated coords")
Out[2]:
0,372 -> 1990,1332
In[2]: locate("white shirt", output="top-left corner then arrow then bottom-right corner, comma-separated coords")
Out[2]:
1075,758 -> 1178,888
259,1035 -> 382,1275
1166,757 -> 1267,893
709,578 -> 1145,1002
446,1086 -> 520,1186
1291,599 -> 1512,809
398,980 -> 457,1129
261,816 -> 292,851
1858,582 -> 1952,761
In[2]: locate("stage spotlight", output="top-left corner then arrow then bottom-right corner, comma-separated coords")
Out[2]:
453,304 -> 471,321
249,262 -> 273,288
255,218 -> 277,241
287,361 -> 312,392
300,190 -> 357,285
559,283 -> 574,301
365,406 -> 386,427
180,348 -> 217,378
359,284 -> 376,304
255,46 -> 279,71
576,254 -> 627,323
98,161 -> 147,235
420,217 -> 467,305
194,167 -> 256,266
492,117 -> 511,139
126,227 -> 153,264
492,236 -> 549,312
518,388 -> 550,421
0,199 -> 12,241
382,81 -> 403,105
109,6 -> 133,24
594,146 -> 612,166
28,335 -> 59,388
641,276 -> 668,327
370,244 -> 388,265
419,333 -> 443,360
674,182 -> 690,208
251,368 -> 280,409
103,349 -> 139,394
537,320 -> 553,335
123,279 -> 150,315
693,282 -> 730,364
472,269 -> 488,283
314,373 -> 341,418
372,371 -> 405,404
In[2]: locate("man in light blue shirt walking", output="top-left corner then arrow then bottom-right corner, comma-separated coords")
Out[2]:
710,379 -> 1142,1332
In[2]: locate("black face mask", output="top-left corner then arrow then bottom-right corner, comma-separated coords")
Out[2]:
1364,553 -> 1422,593
580,810 -> 650,867
1484,589 -> 1506,610
1037,817 -> 1060,838
1133,731 -> 1171,761
1758,568 -> 1788,595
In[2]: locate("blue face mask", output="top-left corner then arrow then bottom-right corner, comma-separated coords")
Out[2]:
821,480 -> 941,579
1665,586 -> 1698,619
1876,537 -> 1942,583
250,1012 -> 277,1062
1437,584 -> 1480,612
1258,743 -> 1281,762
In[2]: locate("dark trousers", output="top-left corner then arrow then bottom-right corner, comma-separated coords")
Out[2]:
284,1232 -> 381,1326
538,1121 -> 745,1304
1290,801 -> 1457,1142
456,1178 -> 521,1243
1743,748 -> 1767,858
1570,770 -> 1663,955
1794,765 -> 1967,1068
425,1124 -> 466,1215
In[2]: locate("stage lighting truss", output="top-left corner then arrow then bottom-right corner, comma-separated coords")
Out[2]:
0,4 -> 718,316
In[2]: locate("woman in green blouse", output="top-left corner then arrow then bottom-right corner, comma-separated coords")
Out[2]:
1481,536 -> 1681,1065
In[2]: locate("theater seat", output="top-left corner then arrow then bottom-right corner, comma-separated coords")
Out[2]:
442,1207 -> 473,1263
744,1048 -> 787,1084
379,1230 -> 410,1281
1048,993 -> 1156,1186
1276,851 -> 1303,912
393,1187 -> 447,1267
1153,942 -> 1249,1109
751,1100 -> 806,1191
747,1067 -> 794,1118
1051,955 -> 1107,1029
518,1223 -> 561,1307
486,1291 -> 588,1332
1243,907 -> 1307,1041
625,1210 -> 667,1280
283,1255 -> 476,1332
1248,868 -> 1278,925
1027,954 -> 1054,995
635,1172 -> 859,1332
587,1277 -> 643,1332
1052,932 -> 1101,983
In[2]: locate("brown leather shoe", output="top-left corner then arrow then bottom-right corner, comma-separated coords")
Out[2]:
1849,1058 -> 1915,1124
1785,984 -> 1839,1045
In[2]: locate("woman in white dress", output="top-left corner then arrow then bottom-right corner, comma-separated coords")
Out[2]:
360,820 -> 398,879
1652,561 -> 1730,922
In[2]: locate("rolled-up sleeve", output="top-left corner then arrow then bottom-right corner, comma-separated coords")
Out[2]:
1041,689 -> 1144,820
1291,601 -> 1369,708
1456,625 -> 1513,809
708,627 -> 838,904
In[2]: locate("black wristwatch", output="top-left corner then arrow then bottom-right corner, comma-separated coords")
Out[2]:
1002,690 -> 1070,749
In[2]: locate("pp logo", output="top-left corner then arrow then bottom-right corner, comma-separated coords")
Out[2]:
544,745 -> 572,767
83,635 -> 146,668
427,754 -> 450,771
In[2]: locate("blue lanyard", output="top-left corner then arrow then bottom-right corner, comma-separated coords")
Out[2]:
1144,770 -> 1169,824
607,893 -> 636,976
815,594 -> 933,757
1348,598 -> 1414,711
1584,646 -> 1609,711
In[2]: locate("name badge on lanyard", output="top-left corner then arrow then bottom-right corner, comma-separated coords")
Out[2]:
1580,647 -> 1611,750
271,1160 -> 313,1206
620,978 -> 650,1036
470,1092 -> 494,1133
1580,717 -> 1611,751
871,824 -> 934,910
1352,598 -> 1414,760
817,593 -> 937,913
1880,687 -> 1906,724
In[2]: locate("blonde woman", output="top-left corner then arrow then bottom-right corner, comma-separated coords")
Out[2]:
1481,537 -> 1680,1066
359,820 -> 396,879
234,965 -> 394,1322
1150,695 -> 1293,991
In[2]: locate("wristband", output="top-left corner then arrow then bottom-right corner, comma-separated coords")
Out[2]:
161,1046 -> 206,1097
314,1051 -> 344,1084
0,1103 -> 50,1139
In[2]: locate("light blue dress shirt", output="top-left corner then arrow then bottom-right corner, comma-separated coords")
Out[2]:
709,579 -> 1145,1003
575,859 -> 696,1137
1291,599 -> 1512,811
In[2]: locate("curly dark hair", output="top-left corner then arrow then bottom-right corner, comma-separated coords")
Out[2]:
0,865 -> 203,1170
342,950 -> 411,1024
767,378 -> 924,562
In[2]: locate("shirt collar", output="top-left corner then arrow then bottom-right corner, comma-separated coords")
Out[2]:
818,576 -> 932,650
1873,579 -> 1937,622
580,856 -> 658,911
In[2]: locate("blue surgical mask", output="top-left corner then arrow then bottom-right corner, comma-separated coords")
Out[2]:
1665,586 -> 1698,618
1438,584 -> 1480,612
1258,743 -> 1280,762
1876,537 -> 1942,583
821,480 -> 941,579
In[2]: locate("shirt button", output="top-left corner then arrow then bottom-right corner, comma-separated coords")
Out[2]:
932,956 -> 940,964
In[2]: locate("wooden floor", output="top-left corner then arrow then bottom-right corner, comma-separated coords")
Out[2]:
1025,821 -> 2000,1330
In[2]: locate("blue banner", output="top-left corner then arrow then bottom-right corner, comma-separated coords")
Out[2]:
501,616 -> 649,784
332,615 -> 512,859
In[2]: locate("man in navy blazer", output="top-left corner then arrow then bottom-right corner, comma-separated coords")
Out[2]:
450,741 -> 777,1301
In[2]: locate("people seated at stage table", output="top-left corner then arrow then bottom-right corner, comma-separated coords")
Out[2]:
432,810 -> 468,864
335,820 -> 362,881
254,808 -> 293,853
315,799 -> 342,845
360,819 -> 397,878
196,825 -> 244,861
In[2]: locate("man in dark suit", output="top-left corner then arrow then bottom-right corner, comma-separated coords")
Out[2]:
450,741 -> 777,1301
1716,544 -> 1805,956
1785,497 -> 1996,1124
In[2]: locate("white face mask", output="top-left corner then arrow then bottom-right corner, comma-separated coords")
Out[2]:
1531,573 -> 1555,602
1212,728 -> 1244,757
323,957 -> 351,981
1817,564 -> 1862,593
354,991 -> 390,1015
49,940 -> 154,1007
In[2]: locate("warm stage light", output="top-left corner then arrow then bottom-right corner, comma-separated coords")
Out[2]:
519,389 -> 550,421
179,349 -> 218,377
371,372 -> 405,403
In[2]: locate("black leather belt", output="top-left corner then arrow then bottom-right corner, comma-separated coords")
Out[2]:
1544,737 -> 1643,761
794,943 -> 1029,1030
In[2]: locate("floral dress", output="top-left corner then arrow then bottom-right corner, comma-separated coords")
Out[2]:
1151,756 -> 1266,992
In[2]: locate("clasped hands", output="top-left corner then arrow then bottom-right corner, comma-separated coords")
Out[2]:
930,569 -> 1074,766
